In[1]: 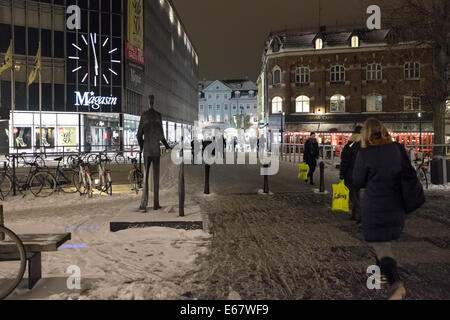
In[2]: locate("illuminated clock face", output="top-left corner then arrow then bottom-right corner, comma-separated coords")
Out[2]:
69,33 -> 120,87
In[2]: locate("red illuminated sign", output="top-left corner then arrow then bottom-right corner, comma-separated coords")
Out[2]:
126,42 -> 145,66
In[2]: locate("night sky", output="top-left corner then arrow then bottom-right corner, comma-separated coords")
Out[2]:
172,0 -> 377,81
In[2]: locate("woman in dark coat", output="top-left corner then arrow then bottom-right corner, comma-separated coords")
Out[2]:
340,125 -> 362,223
353,118 -> 407,300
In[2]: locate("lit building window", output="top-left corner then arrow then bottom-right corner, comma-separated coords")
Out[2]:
367,63 -> 382,81
330,95 -> 346,112
272,96 -> 283,114
404,96 -> 421,111
159,0 -> 164,7
315,38 -> 323,50
295,96 -> 310,113
295,67 -> 310,84
177,21 -> 182,37
272,67 -> 281,85
351,36 -> 359,48
366,94 -> 383,112
208,115 -> 213,122
405,62 -> 420,80
216,115 -> 221,122
330,65 -> 345,82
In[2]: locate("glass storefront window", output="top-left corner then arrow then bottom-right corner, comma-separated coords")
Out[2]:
168,122 -> 175,144
124,114 -> 140,150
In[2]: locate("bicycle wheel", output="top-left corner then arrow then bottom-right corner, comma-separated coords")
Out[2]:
59,170 -> 78,194
87,154 -> 98,165
115,154 -> 126,165
34,156 -> 46,168
29,172 -> 56,197
0,226 -> 27,300
417,167 -> 429,189
0,173 -> 12,200
86,174 -> 93,198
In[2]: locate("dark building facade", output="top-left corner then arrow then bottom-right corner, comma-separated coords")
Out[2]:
262,27 -> 436,149
0,0 -> 198,153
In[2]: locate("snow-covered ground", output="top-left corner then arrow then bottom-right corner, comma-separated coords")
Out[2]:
1,155 -> 211,300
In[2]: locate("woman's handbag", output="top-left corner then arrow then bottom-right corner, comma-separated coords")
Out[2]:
395,143 -> 426,214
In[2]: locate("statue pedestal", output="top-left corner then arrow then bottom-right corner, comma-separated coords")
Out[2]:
109,196 -> 206,233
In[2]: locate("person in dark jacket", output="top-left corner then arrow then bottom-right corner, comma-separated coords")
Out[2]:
340,125 -> 363,223
303,132 -> 320,185
353,118 -> 407,300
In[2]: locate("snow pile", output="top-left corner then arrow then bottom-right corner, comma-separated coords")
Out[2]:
427,183 -> 450,191
2,193 -> 210,300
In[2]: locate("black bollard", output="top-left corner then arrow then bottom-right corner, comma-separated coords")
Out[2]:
12,155 -> 16,197
263,164 -> 269,194
319,162 -> 325,193
0,205 -> 4,241
179,146 -> 185,217
204,164 -> 210,195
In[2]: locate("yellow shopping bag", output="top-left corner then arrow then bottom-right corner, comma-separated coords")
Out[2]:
298,163 -> 309,181
332,180 -> 350,212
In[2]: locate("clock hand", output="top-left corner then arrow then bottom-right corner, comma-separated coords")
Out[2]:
90,33 -> 99,76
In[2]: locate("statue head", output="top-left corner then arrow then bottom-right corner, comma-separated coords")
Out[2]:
148,95 -> 155,109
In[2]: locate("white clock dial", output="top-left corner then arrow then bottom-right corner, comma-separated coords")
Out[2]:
69,33 -> 120,88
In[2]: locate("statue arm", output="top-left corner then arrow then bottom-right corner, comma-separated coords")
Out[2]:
137,118 -> 145,151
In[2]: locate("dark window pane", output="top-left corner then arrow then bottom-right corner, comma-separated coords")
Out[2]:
54,84 -> 65,111
101,13 -> 110,36
15,82 -> 27,110
101,0 -> 111,12
14,26 -> 26,55
0,24 -> 12,52
29,83 -> 39,111
41,29 -> 52,57
112,14 -> 121,37
42,83 -> 52,111
67,84 -> 77,112
1,81 -> 11,118
54,31 -> 64,58
28,28 -> 39,56
112,0 -> 121,13
90,11 -> 99,34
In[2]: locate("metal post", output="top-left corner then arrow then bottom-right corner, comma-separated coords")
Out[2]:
0,204 -> 4,241
179,142 -> 185,217
204,164 -> 210,195
263,164 -> 269,194
12,154 -> 16,196
319,161 -> 325,193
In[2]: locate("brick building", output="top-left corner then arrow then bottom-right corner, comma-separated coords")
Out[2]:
261,27 -> 436,148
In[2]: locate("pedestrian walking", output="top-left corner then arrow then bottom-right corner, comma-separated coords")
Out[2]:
339,125 -> 363,223
353,118 -> 408,300
303,132 -> 320,185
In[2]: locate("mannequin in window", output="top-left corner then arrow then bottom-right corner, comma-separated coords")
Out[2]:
137,95 -> 171,212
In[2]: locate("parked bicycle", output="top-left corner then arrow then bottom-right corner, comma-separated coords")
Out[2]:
128,157 -> 143,195
0,225 -> 27,300
73,157 -> 93,198
87,151 -> 127,166
92,157 -> 113,196
0,160 -> 56,198
48,157 -> 79,194
414,150 -> 431,189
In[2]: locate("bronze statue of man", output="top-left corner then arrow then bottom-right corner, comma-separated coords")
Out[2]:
137,95 -> 171,212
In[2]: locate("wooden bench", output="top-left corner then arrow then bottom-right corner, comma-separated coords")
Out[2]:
1,204 -> 72,290
0,233 -> 72,290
